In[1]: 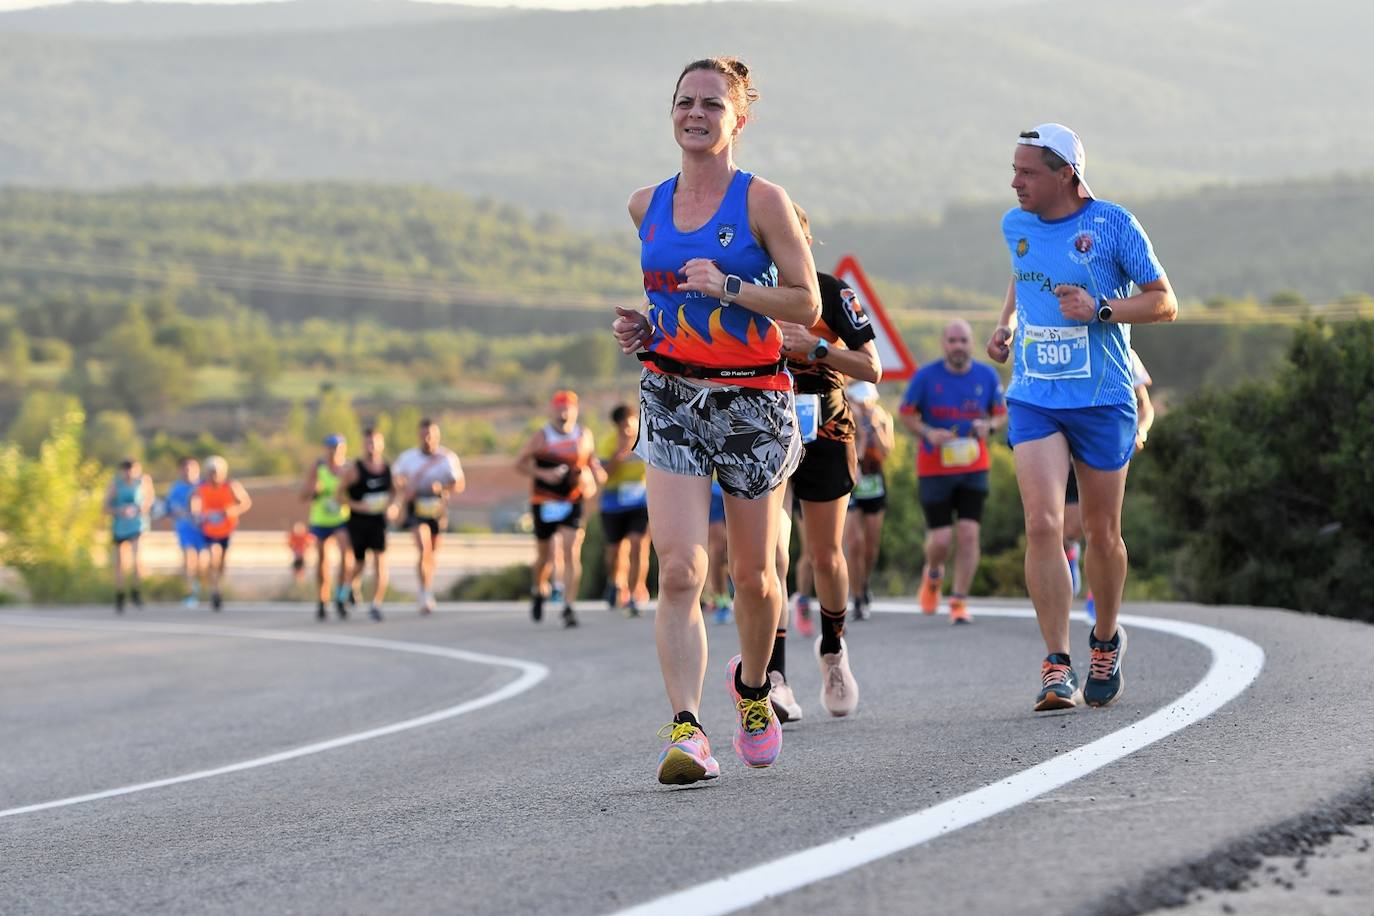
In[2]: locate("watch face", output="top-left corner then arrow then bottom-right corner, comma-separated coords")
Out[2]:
724,275 -> 743,296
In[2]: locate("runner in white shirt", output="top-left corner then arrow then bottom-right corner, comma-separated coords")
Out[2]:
392,418 -> 465,614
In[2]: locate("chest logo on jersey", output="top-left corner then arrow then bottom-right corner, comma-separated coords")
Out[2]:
1015,238 -> 1029,258
1068,228 -> 1099,265
717,224 -> 736,247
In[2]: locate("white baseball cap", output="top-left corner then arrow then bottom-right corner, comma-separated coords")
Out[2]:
1017,123 -> 1093,199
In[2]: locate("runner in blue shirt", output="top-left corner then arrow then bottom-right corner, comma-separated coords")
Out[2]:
986,123 -> 1177,713
165,457 -> 207,608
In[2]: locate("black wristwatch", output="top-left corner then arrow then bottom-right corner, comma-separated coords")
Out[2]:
808,338 -> 830,362
721,274 -> 744,304
1096,297 -> 1113,323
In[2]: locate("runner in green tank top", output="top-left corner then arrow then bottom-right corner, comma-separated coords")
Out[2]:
300,434 -> 354,621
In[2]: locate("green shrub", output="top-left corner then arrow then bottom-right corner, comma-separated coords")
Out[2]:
0,410 -> 108,602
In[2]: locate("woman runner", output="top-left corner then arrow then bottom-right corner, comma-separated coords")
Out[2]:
613,56 -> 819,785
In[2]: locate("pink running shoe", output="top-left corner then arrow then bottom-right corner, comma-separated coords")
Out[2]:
726,655 -> 782,768
656,721 -> 720,785
815,637 -> 860,717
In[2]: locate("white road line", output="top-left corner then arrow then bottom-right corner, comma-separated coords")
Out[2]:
0,615 -> 549,819
612,604 -> 1266,916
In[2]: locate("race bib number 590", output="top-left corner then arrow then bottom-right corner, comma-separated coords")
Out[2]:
1022,324 -> 1091,380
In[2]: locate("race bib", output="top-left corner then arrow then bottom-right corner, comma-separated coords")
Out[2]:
321,499 -> 341,516
205,511 -> 226,524
795,393 -> 820,444
362,491 -> 390,514
413,496 -> 444,519
853,472 -> 885,500
539,501 -> 574,524
1022,324 -> 1091,380
939,437 -> 981,469
616,481 -> 647,505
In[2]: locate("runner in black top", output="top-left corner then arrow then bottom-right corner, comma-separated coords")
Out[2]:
339,428 -> 396,621
770,205 -> 880,722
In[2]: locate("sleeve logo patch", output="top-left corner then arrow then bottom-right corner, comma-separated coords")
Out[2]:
840,287 -> 871,328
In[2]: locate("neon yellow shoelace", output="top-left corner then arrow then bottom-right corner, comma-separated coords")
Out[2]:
657,721 -> 699,743
736,697 -> 773,733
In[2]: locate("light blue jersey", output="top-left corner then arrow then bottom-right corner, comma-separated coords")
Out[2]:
1002,199 -> 1164,408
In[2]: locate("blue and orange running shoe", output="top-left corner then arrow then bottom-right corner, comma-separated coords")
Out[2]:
656,721 -> 720,786
1034,653 -> 1081,712
1084,624 -> 1127,708
726,655 -> 781,768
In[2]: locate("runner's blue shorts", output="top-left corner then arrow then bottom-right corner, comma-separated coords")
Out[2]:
175,521 -> 206,552
1006,400 -> 1137,471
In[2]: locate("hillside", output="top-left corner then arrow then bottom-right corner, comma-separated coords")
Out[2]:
0,0 -> 1370,224
826,174 -> 1374,305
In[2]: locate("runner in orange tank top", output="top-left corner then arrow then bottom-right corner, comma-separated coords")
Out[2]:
516,390 -> 599,628
196,455 -> 252,612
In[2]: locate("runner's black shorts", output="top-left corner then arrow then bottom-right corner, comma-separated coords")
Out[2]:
918,470 -> 990,528
601,507 -> 649,544
405,502 -> 444,539
851,493 -> 887,515
348,513 -> 388,559
532,500 -> 585,541
790,435 -> 856,503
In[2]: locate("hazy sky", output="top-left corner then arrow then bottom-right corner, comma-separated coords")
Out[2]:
0,0 -> 723,9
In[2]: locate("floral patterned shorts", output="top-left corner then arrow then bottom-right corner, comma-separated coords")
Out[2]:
635,369 -> 802,500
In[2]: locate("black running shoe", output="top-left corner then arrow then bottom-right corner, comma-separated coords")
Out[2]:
561,605 -> 578,628
211,591 -> 223,612
317,602 -> 327,622
1084,625 -> 1127,708
369,605 -> 383,622
624,601 -> 640,619
131,589 -> 144,609
603,583 -> 618,610
115,592 -> 126,614
335,599 -> 348,620
348,587 -> 358,608
850,600 -> 870,622
531,592 -> 544,622
1034,654 -> 1081,712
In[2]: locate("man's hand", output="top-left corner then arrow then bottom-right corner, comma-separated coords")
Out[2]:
987,325 -> 1013,363
924,427 -> 956,446
777,321 -> 818,358
971,418 -> 993,440
1054,284 -> 1095,322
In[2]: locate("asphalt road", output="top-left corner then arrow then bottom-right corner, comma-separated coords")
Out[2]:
3,598 -> 1372,916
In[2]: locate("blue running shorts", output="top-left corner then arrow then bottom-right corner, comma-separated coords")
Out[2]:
1007,400 -> 1137,471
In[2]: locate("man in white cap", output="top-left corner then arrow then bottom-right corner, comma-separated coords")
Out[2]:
986,123 -> 1177,712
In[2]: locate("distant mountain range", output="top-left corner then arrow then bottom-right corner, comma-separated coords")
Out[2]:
1,0 -> 1371,226
0,0 -> 504,39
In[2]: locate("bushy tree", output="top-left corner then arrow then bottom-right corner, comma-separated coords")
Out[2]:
7,390 -> 84,457
84,410 -> 143,468
1142,320 -> 1374,619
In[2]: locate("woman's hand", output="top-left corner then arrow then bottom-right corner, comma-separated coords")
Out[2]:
613,306 -> 653,354
680,258 -> 727,299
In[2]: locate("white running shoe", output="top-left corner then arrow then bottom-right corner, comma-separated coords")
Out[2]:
181,595 -> 198,609
768,670 -> 803,723
424,591 -> 438,614
815,637 -> 860,717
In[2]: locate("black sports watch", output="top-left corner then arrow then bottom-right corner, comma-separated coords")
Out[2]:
721,274 -> 744,304
1096,297 -> 1113,323
808,338 -> 830,362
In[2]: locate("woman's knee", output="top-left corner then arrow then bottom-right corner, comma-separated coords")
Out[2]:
658,550 -> 706,596
810,543 -> 844,579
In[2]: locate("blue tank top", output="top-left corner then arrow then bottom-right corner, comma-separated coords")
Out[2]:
638,169 -> 787,390
112,477 -> 149,540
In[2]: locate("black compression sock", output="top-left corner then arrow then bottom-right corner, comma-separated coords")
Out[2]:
768,627 -> 786,678
733,663 -> 770,701
673,710 -> 701,730
819,606 -> 845,655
